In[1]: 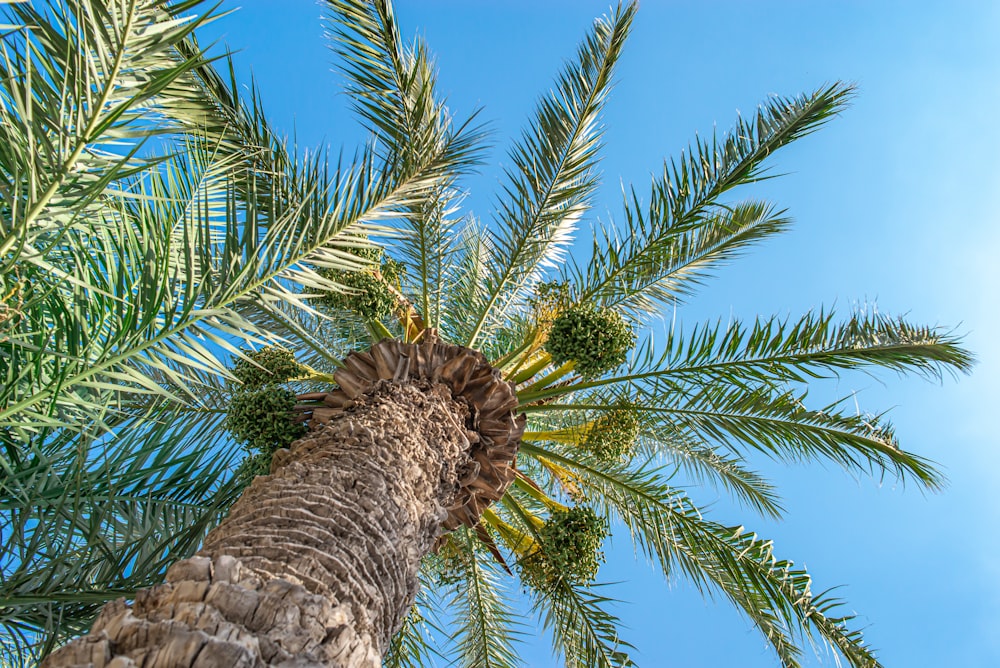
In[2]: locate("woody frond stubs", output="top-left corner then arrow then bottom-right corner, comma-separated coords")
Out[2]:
294,331 -> 527,531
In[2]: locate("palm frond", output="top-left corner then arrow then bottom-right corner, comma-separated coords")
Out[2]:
325,0 -> 489,329
324,0 -> 485,171
516,308 -> 971,489
574,83 -> 854,319
383,586 -> 444,668
644,309 -> 973,385
520,442 -> 881,668
0,0 -> 227,439
0,0 -> 218,258
485,493 -> 634,668
443,527 -> 522,668
583,199 -> 790,319
636,422 -> 784,519
462,2 -> 636,348
0,402 -> 242,662
439,220 -> 491,344
530,579 -> 635,668
523,379 -> 943,490
236,298 -> 365,372
519,390 -> 784,518
640,384 -> 942,488
2,111 -> 453,439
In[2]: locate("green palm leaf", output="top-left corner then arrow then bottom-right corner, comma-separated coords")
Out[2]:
522,394 -> 784,518
574,83 -> 854,319
524,386 -> 941,490
518,309 -> 968,488
0,403 -> 242,662
462,2 -> 636,348
637,421 -> 784,519
383,586 -> 444,668
531,580 -> 635,668
325,0 -> 489,329
521,442 -> 880,668
491,492 -> 634,668
645,309 -> 973,385
442,528 -> 522,668
641,384 -> 940,487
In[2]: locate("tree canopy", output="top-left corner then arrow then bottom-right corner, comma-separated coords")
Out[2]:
0,1 -> 971,666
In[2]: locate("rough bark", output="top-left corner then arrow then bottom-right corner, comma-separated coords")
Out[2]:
300,335 -> 525,530
45,381 -> 479,667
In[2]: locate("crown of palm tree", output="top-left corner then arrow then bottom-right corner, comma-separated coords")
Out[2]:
0,1 -> 971,667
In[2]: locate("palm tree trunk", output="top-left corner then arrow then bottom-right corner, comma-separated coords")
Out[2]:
46,381 -> 468,667
44,337 -> 523,668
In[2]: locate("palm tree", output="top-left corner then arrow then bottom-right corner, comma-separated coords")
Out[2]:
4,1 -> 970,667
0,0 -> 465,662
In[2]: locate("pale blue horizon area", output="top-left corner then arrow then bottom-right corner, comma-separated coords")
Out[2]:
202,2 -> 999,665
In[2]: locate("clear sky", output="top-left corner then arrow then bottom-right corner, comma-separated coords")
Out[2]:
202,2 -> 999,665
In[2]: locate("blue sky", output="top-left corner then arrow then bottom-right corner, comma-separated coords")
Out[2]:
203,2 -> 999,665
